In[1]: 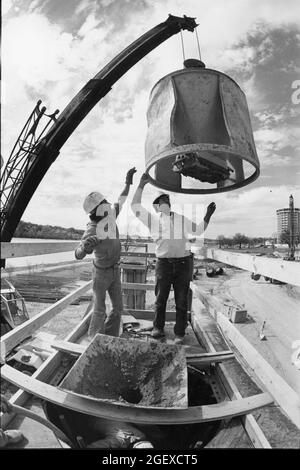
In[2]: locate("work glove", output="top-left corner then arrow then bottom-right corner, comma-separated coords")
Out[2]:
205,202 -> 216,222
82,236 -> 99,254
125,167 -> 137,185
138,173 -> 150,188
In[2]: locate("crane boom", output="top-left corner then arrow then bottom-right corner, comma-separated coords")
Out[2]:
1,15 -> 197,251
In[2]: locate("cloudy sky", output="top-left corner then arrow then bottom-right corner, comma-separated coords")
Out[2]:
2,0 -> 300,238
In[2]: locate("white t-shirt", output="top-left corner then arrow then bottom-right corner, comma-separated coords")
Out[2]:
136,210 -> 205,258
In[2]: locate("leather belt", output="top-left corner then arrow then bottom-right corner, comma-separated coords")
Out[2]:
157,256 -> 190,263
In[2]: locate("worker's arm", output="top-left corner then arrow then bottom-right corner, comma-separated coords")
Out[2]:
75,226 -> 99,260
130,173 -> 152,229
190,202 -> 216,237
114,167 -> 137,218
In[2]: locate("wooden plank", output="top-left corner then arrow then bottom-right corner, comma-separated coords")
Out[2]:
190,289 -> 271,448
51,340 -> 86,355
216,363 -> 272,448
1,281 -> 92,357
128,309 -> 176,321
121,251 -> 156,258
216,311 -> 300,429
203,248 -> 300,287
121,282 -> 155,291
1,365 -> 273,425
120,264 -> 148,270
1,312 -> 92,429
206,417 -> 254,448
1,241 -> 79,259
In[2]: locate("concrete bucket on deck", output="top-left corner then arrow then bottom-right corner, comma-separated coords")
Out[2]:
145,59 -> 259,194
60,334 -> 188,408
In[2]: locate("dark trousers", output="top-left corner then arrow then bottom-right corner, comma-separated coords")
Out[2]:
154,256 -> 191,337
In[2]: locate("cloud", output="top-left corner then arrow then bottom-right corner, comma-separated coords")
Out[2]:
220,22 -> 300,116
202,184 -> 300,237
2,0 -> 300,237
254,125 -> 300,167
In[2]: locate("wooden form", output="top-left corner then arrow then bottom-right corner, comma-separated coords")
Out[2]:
1,364 -> 273,425
126,309 -> 175,321
1,312 -> 92,429
122,282 -> 155,291
192,282 -> 300,430
215,311 -> 300,429
121,251 -> 156,258
120,264 -> 148,270
202,248 -> 300,287
216,361 -> 272,448
190,286 -> 272,448
122,253 -> 147,309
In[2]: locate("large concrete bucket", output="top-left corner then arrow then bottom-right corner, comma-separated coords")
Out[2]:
59,334 -> 188,408
145,60 -> 259,194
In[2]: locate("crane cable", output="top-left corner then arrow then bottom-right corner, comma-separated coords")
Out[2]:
180,27 -> 202,62
179,29 -> 186,62
195,28 -> 202,61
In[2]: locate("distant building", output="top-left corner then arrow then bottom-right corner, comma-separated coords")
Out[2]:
276,195 -> 300,242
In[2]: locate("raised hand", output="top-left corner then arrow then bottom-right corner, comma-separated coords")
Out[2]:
125,167 -> 137,185
139,173 -> 150,188
205,202 -> 216,221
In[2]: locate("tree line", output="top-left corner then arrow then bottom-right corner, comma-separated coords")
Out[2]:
217,230 -> 299,249
14,220 -> 84,240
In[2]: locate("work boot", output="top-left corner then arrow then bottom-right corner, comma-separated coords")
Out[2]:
174,336 -> 184,345
0,430 -> 24,447
151,327 -> 165,339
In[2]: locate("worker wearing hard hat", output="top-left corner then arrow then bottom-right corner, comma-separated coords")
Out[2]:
131,173 -> 216,344
75,168 -> 137,338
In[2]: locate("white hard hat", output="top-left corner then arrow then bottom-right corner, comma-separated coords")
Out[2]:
83,191 -> 106,214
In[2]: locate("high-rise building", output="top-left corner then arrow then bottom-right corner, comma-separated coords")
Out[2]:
276,195 -> 300,243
